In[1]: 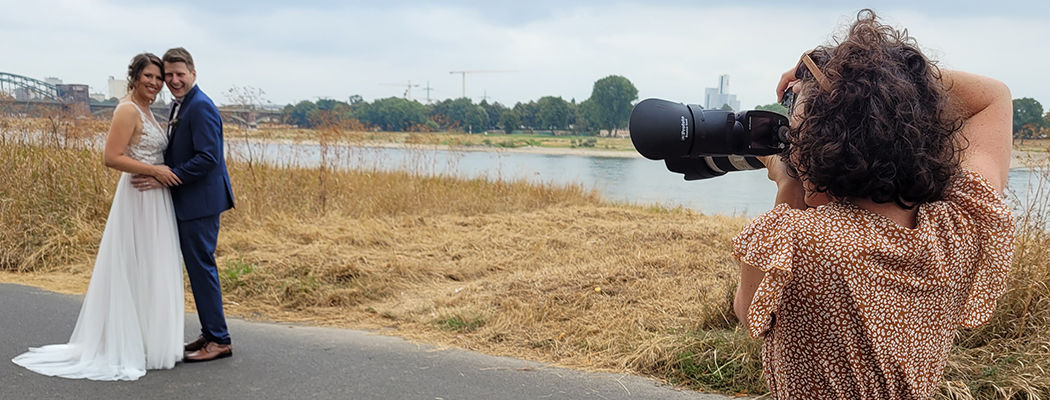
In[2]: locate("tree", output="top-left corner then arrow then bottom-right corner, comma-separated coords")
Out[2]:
316,98 -> 350,113
587,75 -> 638,135
353,97 -> 427,131
312,98 -> 352,127
755,103 -> 789,116
479,100 -> 507,131
537,96 -> 571,131
719,103 -> 734,111
499,110 -> 520,134
1013,97 -> 1044,143
575,98 -> 600,135
284,100 -> 318,127
513,101 -> 539,131
431,98 -> 488,133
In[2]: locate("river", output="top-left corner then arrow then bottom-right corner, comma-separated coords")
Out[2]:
228,140 -> 1047,217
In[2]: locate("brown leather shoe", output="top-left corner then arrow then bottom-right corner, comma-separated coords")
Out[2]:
184,342 -> 233,363
184,335 -> 208,352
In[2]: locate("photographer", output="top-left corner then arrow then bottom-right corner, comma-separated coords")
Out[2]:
731,10 -> 1013,398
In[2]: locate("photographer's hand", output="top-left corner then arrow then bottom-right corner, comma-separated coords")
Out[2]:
776,67 -> 800,102
759,155 -> 807,209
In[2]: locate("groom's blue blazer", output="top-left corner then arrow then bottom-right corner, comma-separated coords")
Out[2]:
164,85 -> 235,221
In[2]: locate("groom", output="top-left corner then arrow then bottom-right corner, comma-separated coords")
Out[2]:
132,47 -> 235,362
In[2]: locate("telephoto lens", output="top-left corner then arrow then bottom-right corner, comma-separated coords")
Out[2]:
629,98 -> 789,180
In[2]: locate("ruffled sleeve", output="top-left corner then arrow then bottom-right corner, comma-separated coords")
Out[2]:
943,169 -> 1015,328
732,203 -> 802,338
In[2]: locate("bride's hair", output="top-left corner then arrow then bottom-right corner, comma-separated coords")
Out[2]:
126,53 -> 164,93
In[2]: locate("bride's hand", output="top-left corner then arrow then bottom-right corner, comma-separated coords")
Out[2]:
151,165 -> 182,186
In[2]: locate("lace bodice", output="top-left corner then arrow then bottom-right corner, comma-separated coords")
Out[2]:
124,102 -> 168,165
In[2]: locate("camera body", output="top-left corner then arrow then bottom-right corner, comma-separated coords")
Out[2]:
629,98 -> 790,180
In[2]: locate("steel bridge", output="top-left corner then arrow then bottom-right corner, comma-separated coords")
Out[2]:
0,72 -> 60,101
2,72 -> 282,127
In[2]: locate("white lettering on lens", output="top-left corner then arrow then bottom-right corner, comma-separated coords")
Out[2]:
680,116 -> 688,141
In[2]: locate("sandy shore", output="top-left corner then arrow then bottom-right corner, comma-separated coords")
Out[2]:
231,136 -> 644,159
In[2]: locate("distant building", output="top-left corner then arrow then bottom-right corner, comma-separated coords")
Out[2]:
45,77 -> 62,86
56,84 -> 90,105
90,92 -> 107,102
704,74 -> 740,111
108,76 -> 128,99
14,87 -> 31,101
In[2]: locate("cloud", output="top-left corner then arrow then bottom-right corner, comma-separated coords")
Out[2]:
0,0 -> 1046,109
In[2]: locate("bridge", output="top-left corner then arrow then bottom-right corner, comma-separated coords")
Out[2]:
1,72 -> 282,127
0,72 -> 61,101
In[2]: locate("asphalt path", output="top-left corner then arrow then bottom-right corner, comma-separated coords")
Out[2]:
1,284 -> 729,400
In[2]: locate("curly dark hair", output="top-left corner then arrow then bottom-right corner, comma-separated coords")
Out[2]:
126,53 -> 163,93
783,9 -> 964,209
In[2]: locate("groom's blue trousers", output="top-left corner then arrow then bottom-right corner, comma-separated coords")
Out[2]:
178,214 -> 231,345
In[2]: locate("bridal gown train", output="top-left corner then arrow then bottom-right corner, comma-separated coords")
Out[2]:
12,101 -> 185,381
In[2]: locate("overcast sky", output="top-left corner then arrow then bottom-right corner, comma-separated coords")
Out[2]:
2,0 -> 1047,109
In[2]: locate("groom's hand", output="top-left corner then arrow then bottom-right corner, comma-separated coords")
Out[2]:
131,174 -> 164,191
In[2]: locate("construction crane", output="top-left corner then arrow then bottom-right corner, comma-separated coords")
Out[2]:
448,70 -> 514,99
378,80 -> 420,100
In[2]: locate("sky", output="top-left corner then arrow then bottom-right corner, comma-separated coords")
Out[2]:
2,0 -> 1048,110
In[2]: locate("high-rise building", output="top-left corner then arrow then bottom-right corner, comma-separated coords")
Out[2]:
108,76 -> 128,100
45,77 -> 63,86
704,74 -> 740,111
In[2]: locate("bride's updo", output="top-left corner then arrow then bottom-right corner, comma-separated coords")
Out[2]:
126,53 -> 164,92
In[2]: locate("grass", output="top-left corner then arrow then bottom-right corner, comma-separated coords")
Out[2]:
2,114 -> 1049,398
1013,138 -> 1050,153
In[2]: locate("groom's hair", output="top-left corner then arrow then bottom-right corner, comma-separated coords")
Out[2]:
162,47 -> 196,72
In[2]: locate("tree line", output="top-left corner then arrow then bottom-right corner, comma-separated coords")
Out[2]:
280,75 -> 638,135
755,98 -> 1050,144
1013,97 -> 1050,143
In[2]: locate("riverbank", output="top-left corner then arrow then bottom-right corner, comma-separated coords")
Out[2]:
228,132 -> 1045,168
2,137 -> 1049,398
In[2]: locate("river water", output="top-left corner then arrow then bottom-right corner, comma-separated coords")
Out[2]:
228,141 -> 1047,217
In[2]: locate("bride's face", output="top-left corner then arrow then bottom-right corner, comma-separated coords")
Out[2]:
134,64 -> 163,101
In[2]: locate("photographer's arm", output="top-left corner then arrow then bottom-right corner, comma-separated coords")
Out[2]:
941,70 -> 1012,192
734,155 -> 807,326
734,261 -> 764,325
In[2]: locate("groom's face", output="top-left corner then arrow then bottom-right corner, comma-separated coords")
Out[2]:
164,61 -> 196,99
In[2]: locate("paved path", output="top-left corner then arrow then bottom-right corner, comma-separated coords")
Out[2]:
1,284 -> 728,400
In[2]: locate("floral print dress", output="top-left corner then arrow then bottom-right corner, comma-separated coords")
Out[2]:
732,170 -> 1014,399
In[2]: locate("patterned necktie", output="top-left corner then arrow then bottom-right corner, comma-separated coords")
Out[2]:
167,101 -> 179,139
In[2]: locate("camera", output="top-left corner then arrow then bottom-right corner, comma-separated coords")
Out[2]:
629,98 -> 790,180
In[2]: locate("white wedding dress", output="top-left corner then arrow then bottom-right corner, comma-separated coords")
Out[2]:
13,101 -> 185,381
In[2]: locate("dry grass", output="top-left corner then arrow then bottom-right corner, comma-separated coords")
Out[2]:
2,115 -> 1049,397
1014,138 -> 1050,154
938,150 -> 1050,399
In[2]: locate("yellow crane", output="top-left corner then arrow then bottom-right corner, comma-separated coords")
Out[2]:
448,70 -> 514,99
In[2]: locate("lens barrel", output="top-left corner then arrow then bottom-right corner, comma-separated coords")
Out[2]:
629,98 -> 789,181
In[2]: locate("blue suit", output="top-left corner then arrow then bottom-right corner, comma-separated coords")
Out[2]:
165,85 -> 235,345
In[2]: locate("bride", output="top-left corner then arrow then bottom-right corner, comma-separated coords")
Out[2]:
12,53 -> 186,381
